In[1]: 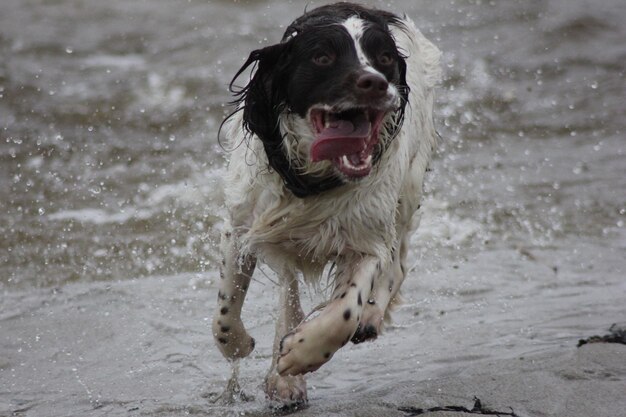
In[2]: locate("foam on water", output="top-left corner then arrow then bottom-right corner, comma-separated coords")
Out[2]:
48,207 -> 154,225
412,197 -> 486,249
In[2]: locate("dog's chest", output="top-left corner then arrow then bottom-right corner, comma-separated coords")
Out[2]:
246,185 -> 398,263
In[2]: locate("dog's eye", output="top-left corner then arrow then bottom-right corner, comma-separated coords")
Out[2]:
378,52 -> 394,66
312,52 -> 335,66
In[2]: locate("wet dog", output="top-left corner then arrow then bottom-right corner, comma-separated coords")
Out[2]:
212,2 -> 440,407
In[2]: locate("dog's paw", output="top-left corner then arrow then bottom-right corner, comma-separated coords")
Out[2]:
276,303 -> 358,376
351,302 -> 384,344
212,317 -> 255,360
276,329 -> 329,376
265,373 -> 307,409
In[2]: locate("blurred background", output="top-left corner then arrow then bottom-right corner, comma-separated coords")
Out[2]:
0,0 -> 624,415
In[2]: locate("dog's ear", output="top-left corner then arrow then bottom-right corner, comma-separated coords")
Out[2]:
226,42 -> 343,198
229,43 -> 291,142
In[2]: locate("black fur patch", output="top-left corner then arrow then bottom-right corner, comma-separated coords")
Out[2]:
351,323 -> 378,344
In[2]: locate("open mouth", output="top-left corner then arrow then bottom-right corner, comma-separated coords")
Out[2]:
309,107 -> 387,179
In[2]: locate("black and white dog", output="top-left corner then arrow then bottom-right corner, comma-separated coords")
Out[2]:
213,2 -> 440,406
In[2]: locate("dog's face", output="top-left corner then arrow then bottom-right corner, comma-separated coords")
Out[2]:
286,16 -> 404,178
229,4 -> 409,196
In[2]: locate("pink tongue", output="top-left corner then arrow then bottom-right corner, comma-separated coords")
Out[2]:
311,118 -> 371,162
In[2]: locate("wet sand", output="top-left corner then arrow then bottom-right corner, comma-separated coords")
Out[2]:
2,242 -> 624,416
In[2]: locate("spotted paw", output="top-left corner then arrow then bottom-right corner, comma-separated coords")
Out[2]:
212,317 -> 255,360
351,303 -> 384,344
276,303 -> 359,376
265,373 -> 307,409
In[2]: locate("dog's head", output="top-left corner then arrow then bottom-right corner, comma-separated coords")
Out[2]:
229,3 -> 409,197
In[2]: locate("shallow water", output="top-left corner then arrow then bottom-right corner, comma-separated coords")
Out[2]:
1,0 -> 625,416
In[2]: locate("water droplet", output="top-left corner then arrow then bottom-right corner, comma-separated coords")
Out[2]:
38,208 -> 45,215
65,47 -> 73,54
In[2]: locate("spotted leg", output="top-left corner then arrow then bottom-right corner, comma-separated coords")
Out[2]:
276,256 -> 378,376
352,224 -> 412,343
265,271 -> 307,407
212,230 -> 256,361
353,161 -> 428,342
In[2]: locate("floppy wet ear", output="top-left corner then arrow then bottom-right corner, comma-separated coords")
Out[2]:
229,43 -> 290,140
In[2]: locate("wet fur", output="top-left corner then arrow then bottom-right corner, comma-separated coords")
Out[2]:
212,3 -> 440,407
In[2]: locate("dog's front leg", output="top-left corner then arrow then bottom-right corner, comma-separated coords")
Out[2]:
265,271 -> 307,407
276,256 -> 378,376
350,257 -> 401,343
212,230 -> 256,360
352,233 -> 411,343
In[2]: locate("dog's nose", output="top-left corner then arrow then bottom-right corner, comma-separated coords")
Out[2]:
356,73 -> 389,99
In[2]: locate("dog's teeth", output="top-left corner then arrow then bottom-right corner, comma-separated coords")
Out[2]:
341,154 -> 372,171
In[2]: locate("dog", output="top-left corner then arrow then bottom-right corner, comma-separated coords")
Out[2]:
212,2 -> 440,406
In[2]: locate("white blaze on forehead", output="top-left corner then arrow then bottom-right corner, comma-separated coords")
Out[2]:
342,16 -> 369,66
342,16 -> 386,77
341,15 -> 398,99
342,17 -> 387,77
